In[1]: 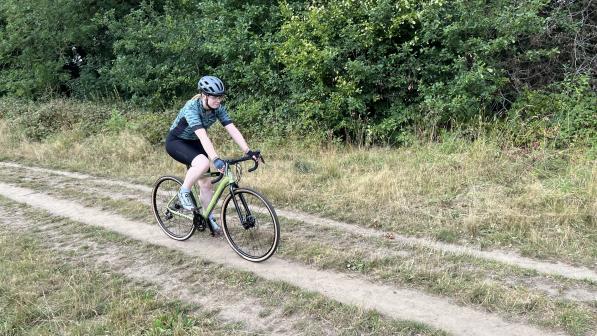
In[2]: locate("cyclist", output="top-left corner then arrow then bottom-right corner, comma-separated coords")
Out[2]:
165,75 -> 260,234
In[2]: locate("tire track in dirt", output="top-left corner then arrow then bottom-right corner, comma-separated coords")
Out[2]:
0,208 -> 303,335
0,181 -> 565,336
1,161 -> 595,282
4,164 -> 595,305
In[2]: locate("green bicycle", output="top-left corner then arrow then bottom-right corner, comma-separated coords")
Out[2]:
151,154 -> 280,262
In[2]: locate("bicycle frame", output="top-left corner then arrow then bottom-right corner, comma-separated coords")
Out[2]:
166,170 -> 235,221
153,152 -> 278,262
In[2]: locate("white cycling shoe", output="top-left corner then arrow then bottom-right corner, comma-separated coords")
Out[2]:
177,189 -> 196,210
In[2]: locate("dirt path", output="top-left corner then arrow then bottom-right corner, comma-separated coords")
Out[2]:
1,161 -> 595,282
0,207 -> 297,335
0,181 -> 566,336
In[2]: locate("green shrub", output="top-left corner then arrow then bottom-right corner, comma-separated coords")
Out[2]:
0,98 -> 139,142
0,0 -> 594,146
503,76 -> 597,148
0,99 -> 94,141
0,0 -> 137,98
128,111 -> 172,145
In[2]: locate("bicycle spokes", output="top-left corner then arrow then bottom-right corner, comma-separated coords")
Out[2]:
222,188 -> 280,262
152,176 -> 196,241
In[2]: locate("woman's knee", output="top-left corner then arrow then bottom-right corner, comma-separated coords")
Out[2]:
190,154 -> 209,169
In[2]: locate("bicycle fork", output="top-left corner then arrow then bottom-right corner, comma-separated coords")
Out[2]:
229,186 -> 256,230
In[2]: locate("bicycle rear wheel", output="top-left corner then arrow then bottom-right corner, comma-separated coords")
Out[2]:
152,176 -> 195,241
221,188 -> 280,262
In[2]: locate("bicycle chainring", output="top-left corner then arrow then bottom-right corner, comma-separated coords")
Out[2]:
193,211 -> 207,231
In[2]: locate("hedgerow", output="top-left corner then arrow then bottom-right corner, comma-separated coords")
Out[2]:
0,0 -> 594,146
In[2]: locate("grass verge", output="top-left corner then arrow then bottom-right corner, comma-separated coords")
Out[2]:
1,103 -> 594,267
0,169 -> 594,336
0,225 -> 243,335
0,195 -> 446,336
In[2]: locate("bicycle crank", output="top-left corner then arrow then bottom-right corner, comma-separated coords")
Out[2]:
193,211 -> 207,231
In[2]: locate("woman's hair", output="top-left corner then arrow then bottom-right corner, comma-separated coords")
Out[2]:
192,93 -> 202,100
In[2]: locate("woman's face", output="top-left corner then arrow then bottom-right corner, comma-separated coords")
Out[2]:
202,94 -> 224,110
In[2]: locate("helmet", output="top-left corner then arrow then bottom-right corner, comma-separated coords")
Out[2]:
198,75 -> 225,96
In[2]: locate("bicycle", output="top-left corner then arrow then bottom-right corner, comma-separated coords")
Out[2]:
151,153 -> 280,262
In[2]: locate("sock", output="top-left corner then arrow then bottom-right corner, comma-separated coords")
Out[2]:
180,186 -> 191,193
209,214 -> 220,228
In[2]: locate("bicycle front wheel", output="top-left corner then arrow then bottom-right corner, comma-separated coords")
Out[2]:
152,176 -> 195,241
221,188 -> 280,262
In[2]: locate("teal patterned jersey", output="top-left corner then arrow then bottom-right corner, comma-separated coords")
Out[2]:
169,99 -> 233,140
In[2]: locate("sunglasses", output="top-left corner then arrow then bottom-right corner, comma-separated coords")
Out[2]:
207,95 -> 225,102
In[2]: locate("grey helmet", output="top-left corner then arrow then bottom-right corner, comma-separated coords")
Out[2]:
198,75 -> 225,96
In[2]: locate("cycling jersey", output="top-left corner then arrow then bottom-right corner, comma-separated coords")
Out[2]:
169,98 -> 232,140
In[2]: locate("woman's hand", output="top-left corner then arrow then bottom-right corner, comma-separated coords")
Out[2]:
214,158 -> 226,173
245,149 -> 261,162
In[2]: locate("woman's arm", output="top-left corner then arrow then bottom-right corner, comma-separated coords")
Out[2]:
194,128 -> 219,160
225,123 -> 250,154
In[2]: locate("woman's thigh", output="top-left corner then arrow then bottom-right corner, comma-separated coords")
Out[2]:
165,135 -> 208,166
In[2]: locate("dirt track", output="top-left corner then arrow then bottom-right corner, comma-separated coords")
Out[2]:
1,161 -> 595,282
0,178 -> 578,336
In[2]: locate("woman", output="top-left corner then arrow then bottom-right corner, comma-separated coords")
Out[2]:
165,75 -> 259,233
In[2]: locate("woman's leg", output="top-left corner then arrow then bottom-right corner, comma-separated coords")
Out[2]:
165,135 -> 212,211
182,154 -> 210,191
196,174 -> 221,234
183,154 -> 213,211
196,175 -> 214,214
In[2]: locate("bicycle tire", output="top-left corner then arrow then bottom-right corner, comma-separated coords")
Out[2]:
221,188 -> 280,262
151,175 -> 195,241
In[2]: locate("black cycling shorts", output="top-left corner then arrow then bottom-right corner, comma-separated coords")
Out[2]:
165,132 -> 208,167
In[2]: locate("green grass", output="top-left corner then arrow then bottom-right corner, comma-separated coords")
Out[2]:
0,229 -> 241,336
0,195 -> 446,336
0,169 -> 594,336
1,109 -> 594,266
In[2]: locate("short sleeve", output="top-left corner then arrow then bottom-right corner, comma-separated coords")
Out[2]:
183,100 -> 204,131
216,106 -> 233,127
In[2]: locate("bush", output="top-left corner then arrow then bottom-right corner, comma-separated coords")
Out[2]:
0,0 -> 138,98
502,76 -> 597,147
0,98 -> 143,142
128,111 -> 172,145
0,0 -> 594,146
0,99 -> 95,140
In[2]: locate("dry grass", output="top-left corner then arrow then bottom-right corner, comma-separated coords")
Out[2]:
0,196 -> 445,336
0,226 -> 240,335
0,98 -> 595,267
0,162 -> 594,335
247,141 -> 596,265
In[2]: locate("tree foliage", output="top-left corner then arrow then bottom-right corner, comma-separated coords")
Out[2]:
0,0 -> 594,146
